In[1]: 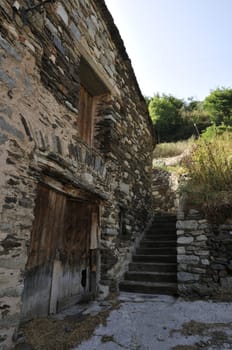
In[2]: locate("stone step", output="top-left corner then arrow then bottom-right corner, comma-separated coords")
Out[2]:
147,225 -> 176,231
129,262 -> 177,273
146,229 -> 177,235
143,234 -> 177,241
150,229 -> 176,234
147,228 -> 177,235
152,216 -> 176,223
124,271 -> 177,283
136,247 -> 176,255
119,280 -> 177,295
140,240 -> 176,248
119,215 -> 177,296
133,254 -> 177,263
151,221 -> 176,228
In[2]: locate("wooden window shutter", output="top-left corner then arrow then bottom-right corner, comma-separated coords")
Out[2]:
78,85 -> 95,145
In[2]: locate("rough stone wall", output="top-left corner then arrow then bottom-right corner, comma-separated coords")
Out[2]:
177,199 -> 232,299
152,168 -> 178,214
0,1 -> 154,348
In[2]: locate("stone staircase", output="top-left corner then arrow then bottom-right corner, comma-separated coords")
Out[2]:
119,215 -> 177,295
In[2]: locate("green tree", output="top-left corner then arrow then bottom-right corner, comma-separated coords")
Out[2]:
148,94 -> 184,142
144,95 -> 152,106
180,99 -> 211,135
203,87 -> 232,126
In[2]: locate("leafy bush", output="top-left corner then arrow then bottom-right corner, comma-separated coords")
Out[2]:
201,123 -> 232,140
182,132 -> 232,221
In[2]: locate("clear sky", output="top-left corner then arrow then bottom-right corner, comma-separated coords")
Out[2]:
104,0 -> 232,101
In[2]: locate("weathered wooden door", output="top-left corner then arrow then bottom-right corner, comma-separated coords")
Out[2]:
22,184 -> 99,320
50,198 -> 93,312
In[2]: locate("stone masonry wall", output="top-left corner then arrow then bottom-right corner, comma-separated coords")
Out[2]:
152,167 -> 178,214
177,198 -> 232,299
0,1 -> 154,348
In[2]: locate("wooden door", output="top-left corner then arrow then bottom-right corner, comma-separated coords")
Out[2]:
22,185 -> 66,320
22,184 -> 99,320
51,199 -> 92,312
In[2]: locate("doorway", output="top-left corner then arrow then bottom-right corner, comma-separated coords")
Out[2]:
22,183 -> 99,320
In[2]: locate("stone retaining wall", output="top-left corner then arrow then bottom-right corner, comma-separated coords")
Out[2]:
152,167 -> 178,214
177,200 -> 232,299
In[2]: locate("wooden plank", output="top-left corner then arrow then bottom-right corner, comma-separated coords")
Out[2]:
27,185 -> 67,269
28,185 -> 100,269
27,184 -> 50,268
78,85 -> 95,145
21,263 -> 53,321
63,199 -> 92,265
90,211 -> 98,250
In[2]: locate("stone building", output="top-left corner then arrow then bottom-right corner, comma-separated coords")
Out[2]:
0,0 -> 154,347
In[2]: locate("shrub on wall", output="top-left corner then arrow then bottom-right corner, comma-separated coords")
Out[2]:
181,132 -> 232,222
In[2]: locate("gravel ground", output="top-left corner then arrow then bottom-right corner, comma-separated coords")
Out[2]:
73,293 -> 232,350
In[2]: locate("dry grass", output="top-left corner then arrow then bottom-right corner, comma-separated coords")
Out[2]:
101,335 -> 115,343
183,132 -> 232,192
153,138 -> 195,158
170,320 -> 232,350
21,300 -> 120,350
182,132 -> 232,222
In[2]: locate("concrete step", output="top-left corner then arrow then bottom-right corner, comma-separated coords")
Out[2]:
140,240 -> 176,248
129,262 -> 177,273
136,247 -> 176,255
119,280 -> 177,295
133,254 -> 177,263
124,271 -> 177,283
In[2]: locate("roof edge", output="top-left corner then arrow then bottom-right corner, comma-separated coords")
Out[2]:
94,0 -> 144,101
